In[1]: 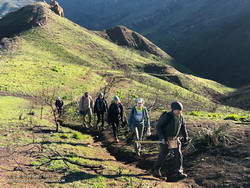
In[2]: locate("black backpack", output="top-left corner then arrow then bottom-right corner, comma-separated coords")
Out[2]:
156,111 -> 174,139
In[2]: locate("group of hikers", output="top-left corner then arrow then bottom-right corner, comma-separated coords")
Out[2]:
55,92 -> 189,180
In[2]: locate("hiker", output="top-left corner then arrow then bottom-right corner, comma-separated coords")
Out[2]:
94,92 -> 108,131
128,98 -> 151,156
50,0 -> 64,17
50,0 -> 56,6
79,92 -> 94,128
55,97 -> 64,117
108,96 -> 124,142
153,101 -> 189,180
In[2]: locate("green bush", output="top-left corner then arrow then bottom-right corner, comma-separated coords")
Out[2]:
189,111 -> 202,116
224,114 -> 247,121
72,132 -> 83,140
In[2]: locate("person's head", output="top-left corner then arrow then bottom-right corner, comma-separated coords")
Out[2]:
171,101 -> 183,116
57,96 -> 61,100
136,98 -> 144,108
84,92 -> 89,97
98,92 -> 104,99
113,96 -> 120,104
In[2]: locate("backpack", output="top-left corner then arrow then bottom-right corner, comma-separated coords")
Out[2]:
156,111 -> 174,139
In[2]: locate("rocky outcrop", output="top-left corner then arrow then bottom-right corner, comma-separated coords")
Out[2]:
0,3 -> 48,40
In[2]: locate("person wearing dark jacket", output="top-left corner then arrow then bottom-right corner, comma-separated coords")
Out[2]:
108,96 -> 124,142
153,101 -> 189,180
128,98 -> 151,156
94,92 -> 108,130
55,97 -> 64,117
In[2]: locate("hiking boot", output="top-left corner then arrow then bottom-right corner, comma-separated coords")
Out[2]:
174,172 -> 187,179
136,151 -> 141,157
153,169 -> 162,178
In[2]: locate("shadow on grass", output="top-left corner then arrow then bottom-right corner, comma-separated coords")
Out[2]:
64,154 -> 116,162
37,140 -> 89,147
26,125 -> 72,134
55,171 -> 157,184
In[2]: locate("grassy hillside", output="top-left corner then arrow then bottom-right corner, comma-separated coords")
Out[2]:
1,96 -> 186,187
0,3 -> 249,188
0,2 -> 241,114
47,0 -> 250,87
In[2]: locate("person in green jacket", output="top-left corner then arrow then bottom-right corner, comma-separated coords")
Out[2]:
153,101 -> 189,180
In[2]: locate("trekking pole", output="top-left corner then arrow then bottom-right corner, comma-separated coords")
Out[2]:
134,140 -> 165,144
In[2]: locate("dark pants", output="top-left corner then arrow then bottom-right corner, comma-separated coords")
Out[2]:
154,139 -> 183,176
96,112 -> 105,129
111,120 -> 119,139
56,107 -> 63,117
80,108 -> 92,127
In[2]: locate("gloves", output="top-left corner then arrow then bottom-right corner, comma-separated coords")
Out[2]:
146,126 -> 151,136
161,139 -> 165,144
183,137 -> 189,143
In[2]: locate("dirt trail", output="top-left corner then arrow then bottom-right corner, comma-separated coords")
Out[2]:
0,121 -> 191,188
61,121 -> 198,188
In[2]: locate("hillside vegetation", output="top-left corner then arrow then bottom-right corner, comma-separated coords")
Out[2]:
48,0 -> 250,87
0,2 -> 239,113
0,3 -> 249,188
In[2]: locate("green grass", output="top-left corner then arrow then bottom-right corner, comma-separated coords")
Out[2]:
0,96 -> 29,123
0,3 -> 239,112
0,96 -> 161,187
187,110 -> 250,121
2,4 -> 249,188
224,114 -> 249,121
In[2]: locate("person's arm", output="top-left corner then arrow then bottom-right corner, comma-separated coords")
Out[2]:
144,107 -> 150,127
90,97 -> 94,109
107,104 -> 112,123
104,100 -> 108,112
144,107 -> 151,135
128,107 -> 134,130
79,97 -> 83,113
119,104 -> 124,122
157,112 -> 170,140
93,99 -> 97,113
180,116 -> 188,142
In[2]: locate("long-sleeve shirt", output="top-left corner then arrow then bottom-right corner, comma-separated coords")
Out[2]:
107,102 -> 124,123
128,106 -> 150,129
157,111 -> 188,140
94,98 -> 108,113
55,99 -> 64,108
79,95 -> 94,112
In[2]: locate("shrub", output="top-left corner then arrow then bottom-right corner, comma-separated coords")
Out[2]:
224,114 -> 247,121
72,132 -> 83,140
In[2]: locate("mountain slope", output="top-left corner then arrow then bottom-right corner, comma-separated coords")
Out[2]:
44,0 -> 250,87
0,4 -> 249,188
0,0 -> 34,18
0,2 -> 238,113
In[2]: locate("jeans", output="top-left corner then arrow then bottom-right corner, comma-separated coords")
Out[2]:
133,123 -> 145,154
111,120 -> 120,139
96,112 -> 105,129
